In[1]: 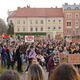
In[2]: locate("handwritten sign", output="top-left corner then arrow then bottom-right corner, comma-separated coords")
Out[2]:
59,60 -> 67,64
68,54 -> 80,64
58,53 -> 66,58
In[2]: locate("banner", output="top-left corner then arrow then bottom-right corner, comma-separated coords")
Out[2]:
53,31 -> 56,40
58,53 -> 66,58
25,35 -> 34,42
68,54 -> 80,64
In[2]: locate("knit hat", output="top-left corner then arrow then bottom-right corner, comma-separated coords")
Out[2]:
51,52 -> 55,56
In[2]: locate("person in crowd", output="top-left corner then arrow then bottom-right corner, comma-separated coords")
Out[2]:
72,46 -> 80,69
25,58 -> 38,74
70,45 -> 75,54
36,51 -> 45,67
28,46 -> 36,64
0,45 -> 6,66
49,63 -> 80,80
47,45 -> 53,55
27,64 -> 45,80
16,46 -> 22,72
53,47 -> 59,66
21,44 -> 27,64
47,53 -> 56,79
0,70 -> 21,80
62,47 -> 69,62
6,46 -> 15,70
41,44 -> 47,55
58,46 -> 63,53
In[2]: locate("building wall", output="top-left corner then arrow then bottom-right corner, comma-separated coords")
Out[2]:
8,17 -> 63,38
64,10 -> 80,37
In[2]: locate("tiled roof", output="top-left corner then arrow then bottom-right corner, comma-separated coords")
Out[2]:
8,8 -> 63,18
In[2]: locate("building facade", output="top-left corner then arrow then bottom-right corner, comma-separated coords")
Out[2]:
63,3 -> 80,39
7,7 -> 63,39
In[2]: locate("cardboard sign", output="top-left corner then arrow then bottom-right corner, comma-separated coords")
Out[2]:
59,60 -> 67,64
25,35 -> 34,42
58,53 -> 66,58
68,54 -> 80,64
72,39 -> 80,42
35,38 -> 41,41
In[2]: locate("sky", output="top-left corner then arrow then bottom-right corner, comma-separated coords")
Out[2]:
0,0 -> 80,24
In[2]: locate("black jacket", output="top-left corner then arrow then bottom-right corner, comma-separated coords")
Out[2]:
6,49 -> 15,65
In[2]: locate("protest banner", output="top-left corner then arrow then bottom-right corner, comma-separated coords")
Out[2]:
68,54 -> 80,65
25,35 -> 34,42
55,35 -> 62,40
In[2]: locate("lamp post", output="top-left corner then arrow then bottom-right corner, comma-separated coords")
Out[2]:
30,14 -> 32,35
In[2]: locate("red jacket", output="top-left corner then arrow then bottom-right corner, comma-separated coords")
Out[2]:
5,47 -> 7,51
47,57 -> 54,72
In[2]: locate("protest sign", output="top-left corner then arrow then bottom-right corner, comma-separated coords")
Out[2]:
59,60 -> 67,64
69,54 -> 80,64
58,53 -> 66,58
68,54 -> 80,64
25,35 -> 34,42
58,53 -> 67,64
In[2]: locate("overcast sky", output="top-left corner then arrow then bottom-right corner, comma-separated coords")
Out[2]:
0,0 -> 80,24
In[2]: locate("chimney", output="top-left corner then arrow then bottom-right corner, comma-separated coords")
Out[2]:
27,5 -> 30,8
18,7 -> 20,9
65,3 -> 68,5
74,3 -> 76,5
51,7 -> 53,8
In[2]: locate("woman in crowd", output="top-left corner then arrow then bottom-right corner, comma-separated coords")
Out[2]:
49,63 -> 80,80
27,64 -> 45,80
0,70 -> 21,80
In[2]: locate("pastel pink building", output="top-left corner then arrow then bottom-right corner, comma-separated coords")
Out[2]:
63,3 -> 80,38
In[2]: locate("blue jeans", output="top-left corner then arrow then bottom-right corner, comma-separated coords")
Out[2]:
7,64 -> 14,70
1,55 -> 6,66
21,53 -> 27,63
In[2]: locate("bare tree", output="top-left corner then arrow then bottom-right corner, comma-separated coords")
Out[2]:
0,18 -> 8,36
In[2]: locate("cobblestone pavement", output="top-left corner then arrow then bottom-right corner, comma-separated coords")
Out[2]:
22,63 -> 49,80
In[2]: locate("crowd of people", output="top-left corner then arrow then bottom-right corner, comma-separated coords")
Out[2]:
0,38 -> 80,80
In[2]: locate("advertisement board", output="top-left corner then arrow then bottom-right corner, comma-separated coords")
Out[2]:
25,35 -> 34,42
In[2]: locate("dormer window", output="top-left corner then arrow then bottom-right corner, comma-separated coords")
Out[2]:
75,7 -> 79,10
67,7 -> 71,10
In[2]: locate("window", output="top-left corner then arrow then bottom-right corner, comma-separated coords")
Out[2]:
67,30 -> 71,34
31,28 -> 33,31
75,7 -> 79,10
76,14 -> 78,18
10,20 -> 12,23
23,27 -> 25,31
53,20 -> 55,23
35,27 -> 38,31
67,22 -> 71,26
48,27 -> 50,31
48,20 -> 50,24
53,27 -> 56,31
41,20 -> 43,24
67,7 -> 71,10
35,20 -> 38,24
17,27 -> 20,31
30,20 -> 33,24
59,20 -> 61,24
41,27 -> 43,31
76,22 -> 79,26
59,27 -> 61,31
17,20 -> 20,24
23,20 -> 25,24
76,30 -> 78,34
67,14 -> 71,18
